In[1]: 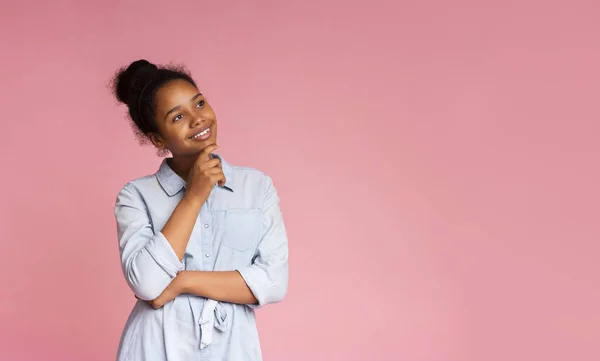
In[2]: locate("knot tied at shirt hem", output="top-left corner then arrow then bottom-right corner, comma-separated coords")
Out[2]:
198,299 -> 231,349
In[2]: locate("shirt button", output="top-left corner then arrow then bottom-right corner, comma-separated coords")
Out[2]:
204,224 -> 209,228
205,253 -> 210,258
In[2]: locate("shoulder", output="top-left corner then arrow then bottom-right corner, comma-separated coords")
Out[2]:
229,163 -> 276,192
227,163 -> 280,210
231,164 -> 269,181
115,173 -> 161,205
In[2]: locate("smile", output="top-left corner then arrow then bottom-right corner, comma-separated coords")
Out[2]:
190,127 -> 211,140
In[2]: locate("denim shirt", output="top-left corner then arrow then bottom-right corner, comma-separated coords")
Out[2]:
113,156 -> 289,361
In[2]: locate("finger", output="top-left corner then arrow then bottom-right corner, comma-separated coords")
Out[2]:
198,158 -> 221,170
197,144 -> 219,163
205,167 -> 225,176
210,173 -> 226,186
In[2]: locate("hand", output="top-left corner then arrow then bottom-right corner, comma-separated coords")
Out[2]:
186,144 -> 226,201
136,272 -> 189,309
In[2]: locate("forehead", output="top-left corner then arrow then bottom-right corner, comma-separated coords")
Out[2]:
155,79 -> 199,108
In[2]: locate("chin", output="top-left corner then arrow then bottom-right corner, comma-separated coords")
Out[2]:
189,139 -> 217,154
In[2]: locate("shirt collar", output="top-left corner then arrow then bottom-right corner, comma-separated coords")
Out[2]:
156,154 -> 234,197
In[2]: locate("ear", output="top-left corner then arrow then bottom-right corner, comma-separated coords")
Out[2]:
148,133 -> 168,151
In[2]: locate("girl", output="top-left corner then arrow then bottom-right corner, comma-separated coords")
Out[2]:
111,59 -> 288,361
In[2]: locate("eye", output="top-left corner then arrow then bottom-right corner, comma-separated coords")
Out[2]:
173,114 -> 183,122
196,100 -> 205,108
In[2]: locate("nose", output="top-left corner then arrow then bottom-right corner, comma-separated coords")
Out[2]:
190,113 -> 204,128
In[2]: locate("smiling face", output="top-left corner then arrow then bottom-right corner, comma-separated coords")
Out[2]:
149,79 -> 217,158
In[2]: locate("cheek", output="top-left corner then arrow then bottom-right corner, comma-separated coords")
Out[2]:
161,128 -> 184,146
205,105 -> 217,118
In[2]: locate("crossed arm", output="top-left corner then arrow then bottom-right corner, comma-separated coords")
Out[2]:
141,270 -> 256,309
115,176 -> 288,309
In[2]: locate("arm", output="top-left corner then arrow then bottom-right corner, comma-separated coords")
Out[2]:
149,175 -> 288,308
160,194 -> 204,260
236,175 -> 289,308
114,185 -> 203,300
158,145 -> 223,259
147,270 -> 256,309
180,270 -> 257,304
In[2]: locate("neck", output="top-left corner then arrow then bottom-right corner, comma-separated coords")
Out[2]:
167,155 -> 196,182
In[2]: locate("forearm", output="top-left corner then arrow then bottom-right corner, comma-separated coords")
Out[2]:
179,270 -> 258,305
160,194 -> 205,260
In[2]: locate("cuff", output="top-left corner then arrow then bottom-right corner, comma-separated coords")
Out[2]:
146,231 -> 185,278
236,267 -> 269,310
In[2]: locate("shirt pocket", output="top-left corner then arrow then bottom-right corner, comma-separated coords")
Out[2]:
219,209 -> 263,252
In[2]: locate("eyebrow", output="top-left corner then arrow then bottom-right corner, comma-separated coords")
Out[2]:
164,93 -> 203,120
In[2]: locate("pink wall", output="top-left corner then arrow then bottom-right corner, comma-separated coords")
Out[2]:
1,1 -> 599,360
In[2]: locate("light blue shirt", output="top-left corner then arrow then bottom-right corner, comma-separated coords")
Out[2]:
113,156 -> 289,361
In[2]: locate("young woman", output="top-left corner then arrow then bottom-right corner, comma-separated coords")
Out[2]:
111,59 -> 288,361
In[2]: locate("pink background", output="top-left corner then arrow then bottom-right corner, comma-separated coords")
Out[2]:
1,1 -> 599,360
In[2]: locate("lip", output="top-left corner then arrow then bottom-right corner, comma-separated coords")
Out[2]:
188,126 -> 212,141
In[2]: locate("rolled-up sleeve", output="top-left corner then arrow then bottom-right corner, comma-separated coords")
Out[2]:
114,185 -> 184,300
237,175 -> 289,309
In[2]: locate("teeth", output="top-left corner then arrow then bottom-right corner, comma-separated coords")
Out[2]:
193,128 -> 210,138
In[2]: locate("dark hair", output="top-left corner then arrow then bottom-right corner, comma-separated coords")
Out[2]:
111,59 -> 197,145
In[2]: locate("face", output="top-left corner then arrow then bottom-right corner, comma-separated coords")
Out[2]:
150,79 -> 217,157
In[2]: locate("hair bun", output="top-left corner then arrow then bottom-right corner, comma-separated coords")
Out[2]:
114,59 -> 158,104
